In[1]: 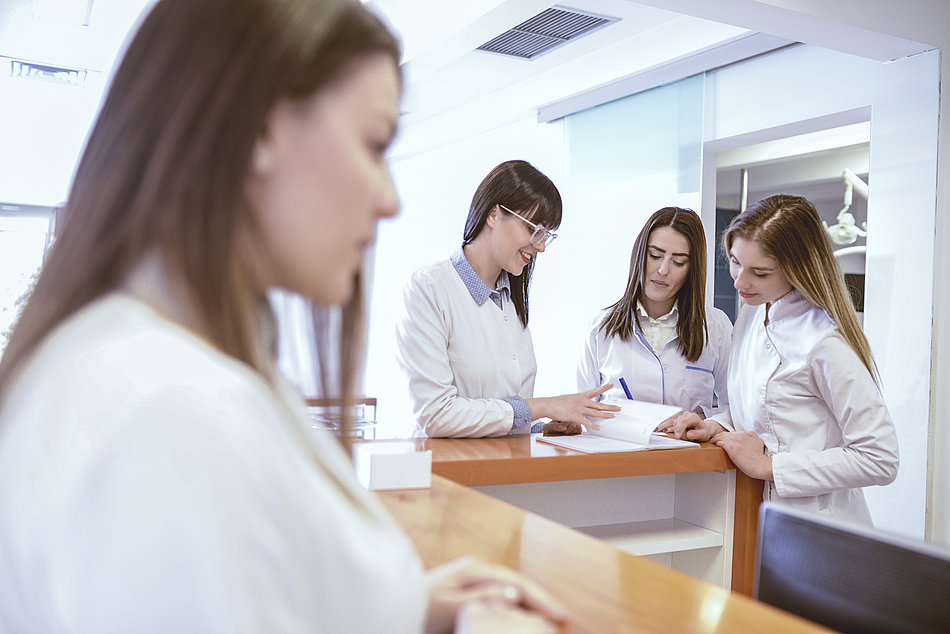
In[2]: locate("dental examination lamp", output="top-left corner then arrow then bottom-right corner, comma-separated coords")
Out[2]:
823,168 -> 869,246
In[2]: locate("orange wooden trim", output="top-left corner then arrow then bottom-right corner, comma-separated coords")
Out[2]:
411,436 -> 732,485
432,447 -> 732,485
731,471 -> 765,596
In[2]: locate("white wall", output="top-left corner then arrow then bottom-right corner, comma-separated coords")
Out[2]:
0,72 -> 106,206
930,11 -> 950,551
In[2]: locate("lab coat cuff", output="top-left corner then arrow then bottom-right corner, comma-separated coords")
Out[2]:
770,452 -> 790,496
707,412 -> 734,432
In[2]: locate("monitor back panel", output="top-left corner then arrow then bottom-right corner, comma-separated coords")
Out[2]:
755,503 -> 950,634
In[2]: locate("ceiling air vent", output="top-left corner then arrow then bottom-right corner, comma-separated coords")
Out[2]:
477,5 -> 618,60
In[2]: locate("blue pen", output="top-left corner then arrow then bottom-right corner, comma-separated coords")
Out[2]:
618,377 -> 633,400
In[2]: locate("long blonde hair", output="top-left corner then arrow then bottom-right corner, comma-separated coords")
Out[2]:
722,194 -> 876,379
0,0 -> 400,425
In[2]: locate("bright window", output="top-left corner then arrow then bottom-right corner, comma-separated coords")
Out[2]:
0,207 -> 54,358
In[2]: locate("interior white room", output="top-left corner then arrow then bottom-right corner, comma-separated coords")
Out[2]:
1,1 -> 948,546
361,0 -> 948,544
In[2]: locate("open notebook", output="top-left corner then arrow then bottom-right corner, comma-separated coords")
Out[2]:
537,398 -> 698,453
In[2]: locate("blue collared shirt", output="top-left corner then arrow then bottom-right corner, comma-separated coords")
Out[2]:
450,247 -> 510,310
451,247 -> 537,432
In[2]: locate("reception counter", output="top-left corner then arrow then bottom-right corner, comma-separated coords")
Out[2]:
377,475 -> 826,633
407,435 -> 764,595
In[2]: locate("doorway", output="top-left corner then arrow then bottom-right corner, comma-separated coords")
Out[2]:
711,122 -> 870,324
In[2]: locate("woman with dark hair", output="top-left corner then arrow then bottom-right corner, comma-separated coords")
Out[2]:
397,160 -> 618,438
0,1 -> 564,631
672,195 -> 898,526
578,207 -> 731,420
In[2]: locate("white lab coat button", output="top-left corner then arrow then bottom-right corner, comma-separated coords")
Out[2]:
511,355 -> 517,361
663,364 -> 670,373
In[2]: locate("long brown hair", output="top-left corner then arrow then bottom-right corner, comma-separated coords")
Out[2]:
0,0 -> 400,422
462,160 -> 562,327
722,194 -> 876,379
599,207 -> 709,362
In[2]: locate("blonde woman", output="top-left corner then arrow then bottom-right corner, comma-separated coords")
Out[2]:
671,194 -> 898,526
0,1 -> 563,631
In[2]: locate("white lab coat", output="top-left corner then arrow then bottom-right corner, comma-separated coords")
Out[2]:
577,307 -> 732,417
711,291 -> 899,526
396,258 -> 536,437
0,294 -> 427,633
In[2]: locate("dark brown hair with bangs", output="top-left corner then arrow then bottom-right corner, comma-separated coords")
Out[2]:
599,207 -> 709,362
462,160 -> 562,327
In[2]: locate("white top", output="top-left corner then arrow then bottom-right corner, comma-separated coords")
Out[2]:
0,294 -> 427,633
577,306 -> 732,418
636,301 -> 678,354
396,257 -> 536,437
711,291 -> 899,525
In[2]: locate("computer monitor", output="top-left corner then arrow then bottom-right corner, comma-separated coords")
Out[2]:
754,502 -> 950,634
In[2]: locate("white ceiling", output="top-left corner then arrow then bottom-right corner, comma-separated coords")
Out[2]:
0,0 -> 924,204
370,0 -> 748,120
0,0 -> 151,72
0,1 -> 753,145
367,0 -> 753,155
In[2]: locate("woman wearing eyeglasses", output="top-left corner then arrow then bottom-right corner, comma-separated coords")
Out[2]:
396,160 -> 619,438
577,207 -> 732,425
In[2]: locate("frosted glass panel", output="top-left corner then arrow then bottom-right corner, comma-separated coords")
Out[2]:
529,75 -> 704,401
559,73 -> 704,326
567,73 -> 703,203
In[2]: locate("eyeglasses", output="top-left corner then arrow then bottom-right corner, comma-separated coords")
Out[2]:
498,204 -> 558,248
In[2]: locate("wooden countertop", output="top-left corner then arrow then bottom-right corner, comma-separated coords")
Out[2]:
377,475 -> 828,634
410,434 -> 732,485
